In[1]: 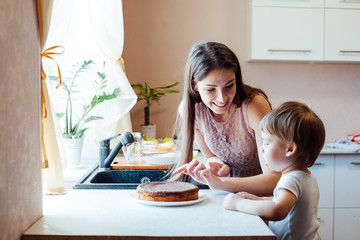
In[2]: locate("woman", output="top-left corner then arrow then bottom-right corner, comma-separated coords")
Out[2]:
172,42 -> 280,196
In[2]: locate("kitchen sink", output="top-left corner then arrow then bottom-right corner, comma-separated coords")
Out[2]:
73,165 -> 209,190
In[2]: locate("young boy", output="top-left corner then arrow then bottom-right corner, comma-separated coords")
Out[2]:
223,101 -> 325,240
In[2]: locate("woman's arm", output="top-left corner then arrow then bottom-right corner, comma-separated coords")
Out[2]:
223,189 -> 297,221
247,94 -> 273,175
178,100 -> 226,167
194,126 -> 230,177
194,125 -> 214,159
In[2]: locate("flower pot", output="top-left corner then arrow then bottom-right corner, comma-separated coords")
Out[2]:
62,137 -> 84,169
140,124 -> 156,139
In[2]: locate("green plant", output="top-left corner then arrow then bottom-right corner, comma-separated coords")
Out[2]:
131,82 -> 180,125
49,60 -> 120,139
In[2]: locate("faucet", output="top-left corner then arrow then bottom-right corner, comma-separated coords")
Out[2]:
99,132 -> 134,170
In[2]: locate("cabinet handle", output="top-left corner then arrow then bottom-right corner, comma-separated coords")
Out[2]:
343,0 -> 360,3
339,50 -> 360,54
350,162 -> 360,166
267,49 -> 312,53
313,162 -> 323,166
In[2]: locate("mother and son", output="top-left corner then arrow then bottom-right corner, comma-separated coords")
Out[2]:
171,42 -> 325,240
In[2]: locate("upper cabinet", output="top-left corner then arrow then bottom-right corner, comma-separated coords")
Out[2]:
247,0 -> 360,62
326,0 -> 360,9
325,9 -> 360,61
250,6 -> 324,61
253,0 -> 324,8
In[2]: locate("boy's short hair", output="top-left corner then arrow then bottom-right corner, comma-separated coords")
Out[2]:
260,101 -> 325,167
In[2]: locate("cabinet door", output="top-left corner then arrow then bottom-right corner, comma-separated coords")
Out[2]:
250,7 -> 324,61
324,9 -> 360,61
318,208 -> 334,240
334,208 -> 360,240
253,0 -> 324,8
326,0 -> 360,9
334,155 -> 360,207
310,155 -> 335,208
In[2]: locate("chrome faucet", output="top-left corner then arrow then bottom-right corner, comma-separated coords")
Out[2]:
99,132 -> 134,170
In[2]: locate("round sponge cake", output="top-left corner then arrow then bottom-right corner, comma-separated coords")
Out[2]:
136,181 -> 199,202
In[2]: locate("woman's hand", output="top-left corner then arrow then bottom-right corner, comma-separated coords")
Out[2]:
206,156 -> 230,177
173,159 -> 208,184
174,159 -> 224,189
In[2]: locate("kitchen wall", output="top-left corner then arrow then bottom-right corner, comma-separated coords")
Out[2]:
123,0 -> 360,142
0,0 -> 42,240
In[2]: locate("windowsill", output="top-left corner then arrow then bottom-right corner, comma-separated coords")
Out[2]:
62,158 -> 98,194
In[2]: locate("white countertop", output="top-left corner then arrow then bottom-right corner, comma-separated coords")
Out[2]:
320,147 -> 360,154
22,147 -> 358,239
23,189 -> 275,239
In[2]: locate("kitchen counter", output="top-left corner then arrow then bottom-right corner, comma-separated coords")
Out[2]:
22,147 -> 358,240
320,147 -> 360,155
22,189 -> 275,240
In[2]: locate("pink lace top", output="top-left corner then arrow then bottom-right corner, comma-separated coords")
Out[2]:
195,100 -> 262,177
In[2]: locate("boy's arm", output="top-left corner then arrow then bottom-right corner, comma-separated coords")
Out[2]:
223,189 -> 297,221
199,169 -> 280,196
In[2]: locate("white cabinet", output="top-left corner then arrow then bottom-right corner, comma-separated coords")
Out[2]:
324,9 -> 360,61
312,154 -> 360,240
253,0 -> 324,7
248,0 -> 360,62
311,155 -> 335,208
250,7 -> 324,61
334,208 -> 360,240
334,155 -> 360,207
326,0 -> 360,9
310,155 -> 335,240
318,208 -> 334,240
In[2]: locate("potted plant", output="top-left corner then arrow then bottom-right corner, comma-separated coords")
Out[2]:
131,82 -> 179,139
49,60 -> 120,168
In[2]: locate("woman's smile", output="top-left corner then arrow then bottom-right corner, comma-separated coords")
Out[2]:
213,100 -> 228,108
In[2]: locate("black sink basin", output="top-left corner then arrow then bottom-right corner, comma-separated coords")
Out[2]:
89,169 -> 169,184
73,165 -> 209,190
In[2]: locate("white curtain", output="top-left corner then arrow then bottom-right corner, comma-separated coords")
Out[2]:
39,0 -> 75,194
88,0 -> 137,143
43,0 -> 136,169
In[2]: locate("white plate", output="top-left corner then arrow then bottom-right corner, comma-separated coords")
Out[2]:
130,192 -> 206,207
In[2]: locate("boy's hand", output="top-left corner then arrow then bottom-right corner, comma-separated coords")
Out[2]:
223,193 -> 245,210
235,192 -> 263,201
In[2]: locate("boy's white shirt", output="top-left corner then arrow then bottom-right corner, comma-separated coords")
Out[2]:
269,170 -> 320,240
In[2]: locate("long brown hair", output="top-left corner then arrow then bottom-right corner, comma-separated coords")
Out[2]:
171,42 -> 268,181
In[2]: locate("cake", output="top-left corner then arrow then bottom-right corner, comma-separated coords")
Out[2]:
136,181 -> 199,202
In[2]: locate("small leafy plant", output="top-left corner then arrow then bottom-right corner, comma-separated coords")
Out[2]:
49,60 -> 120,139
131,82 -> 180,126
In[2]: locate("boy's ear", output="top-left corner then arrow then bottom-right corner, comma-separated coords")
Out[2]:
286,142 -> 297,157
